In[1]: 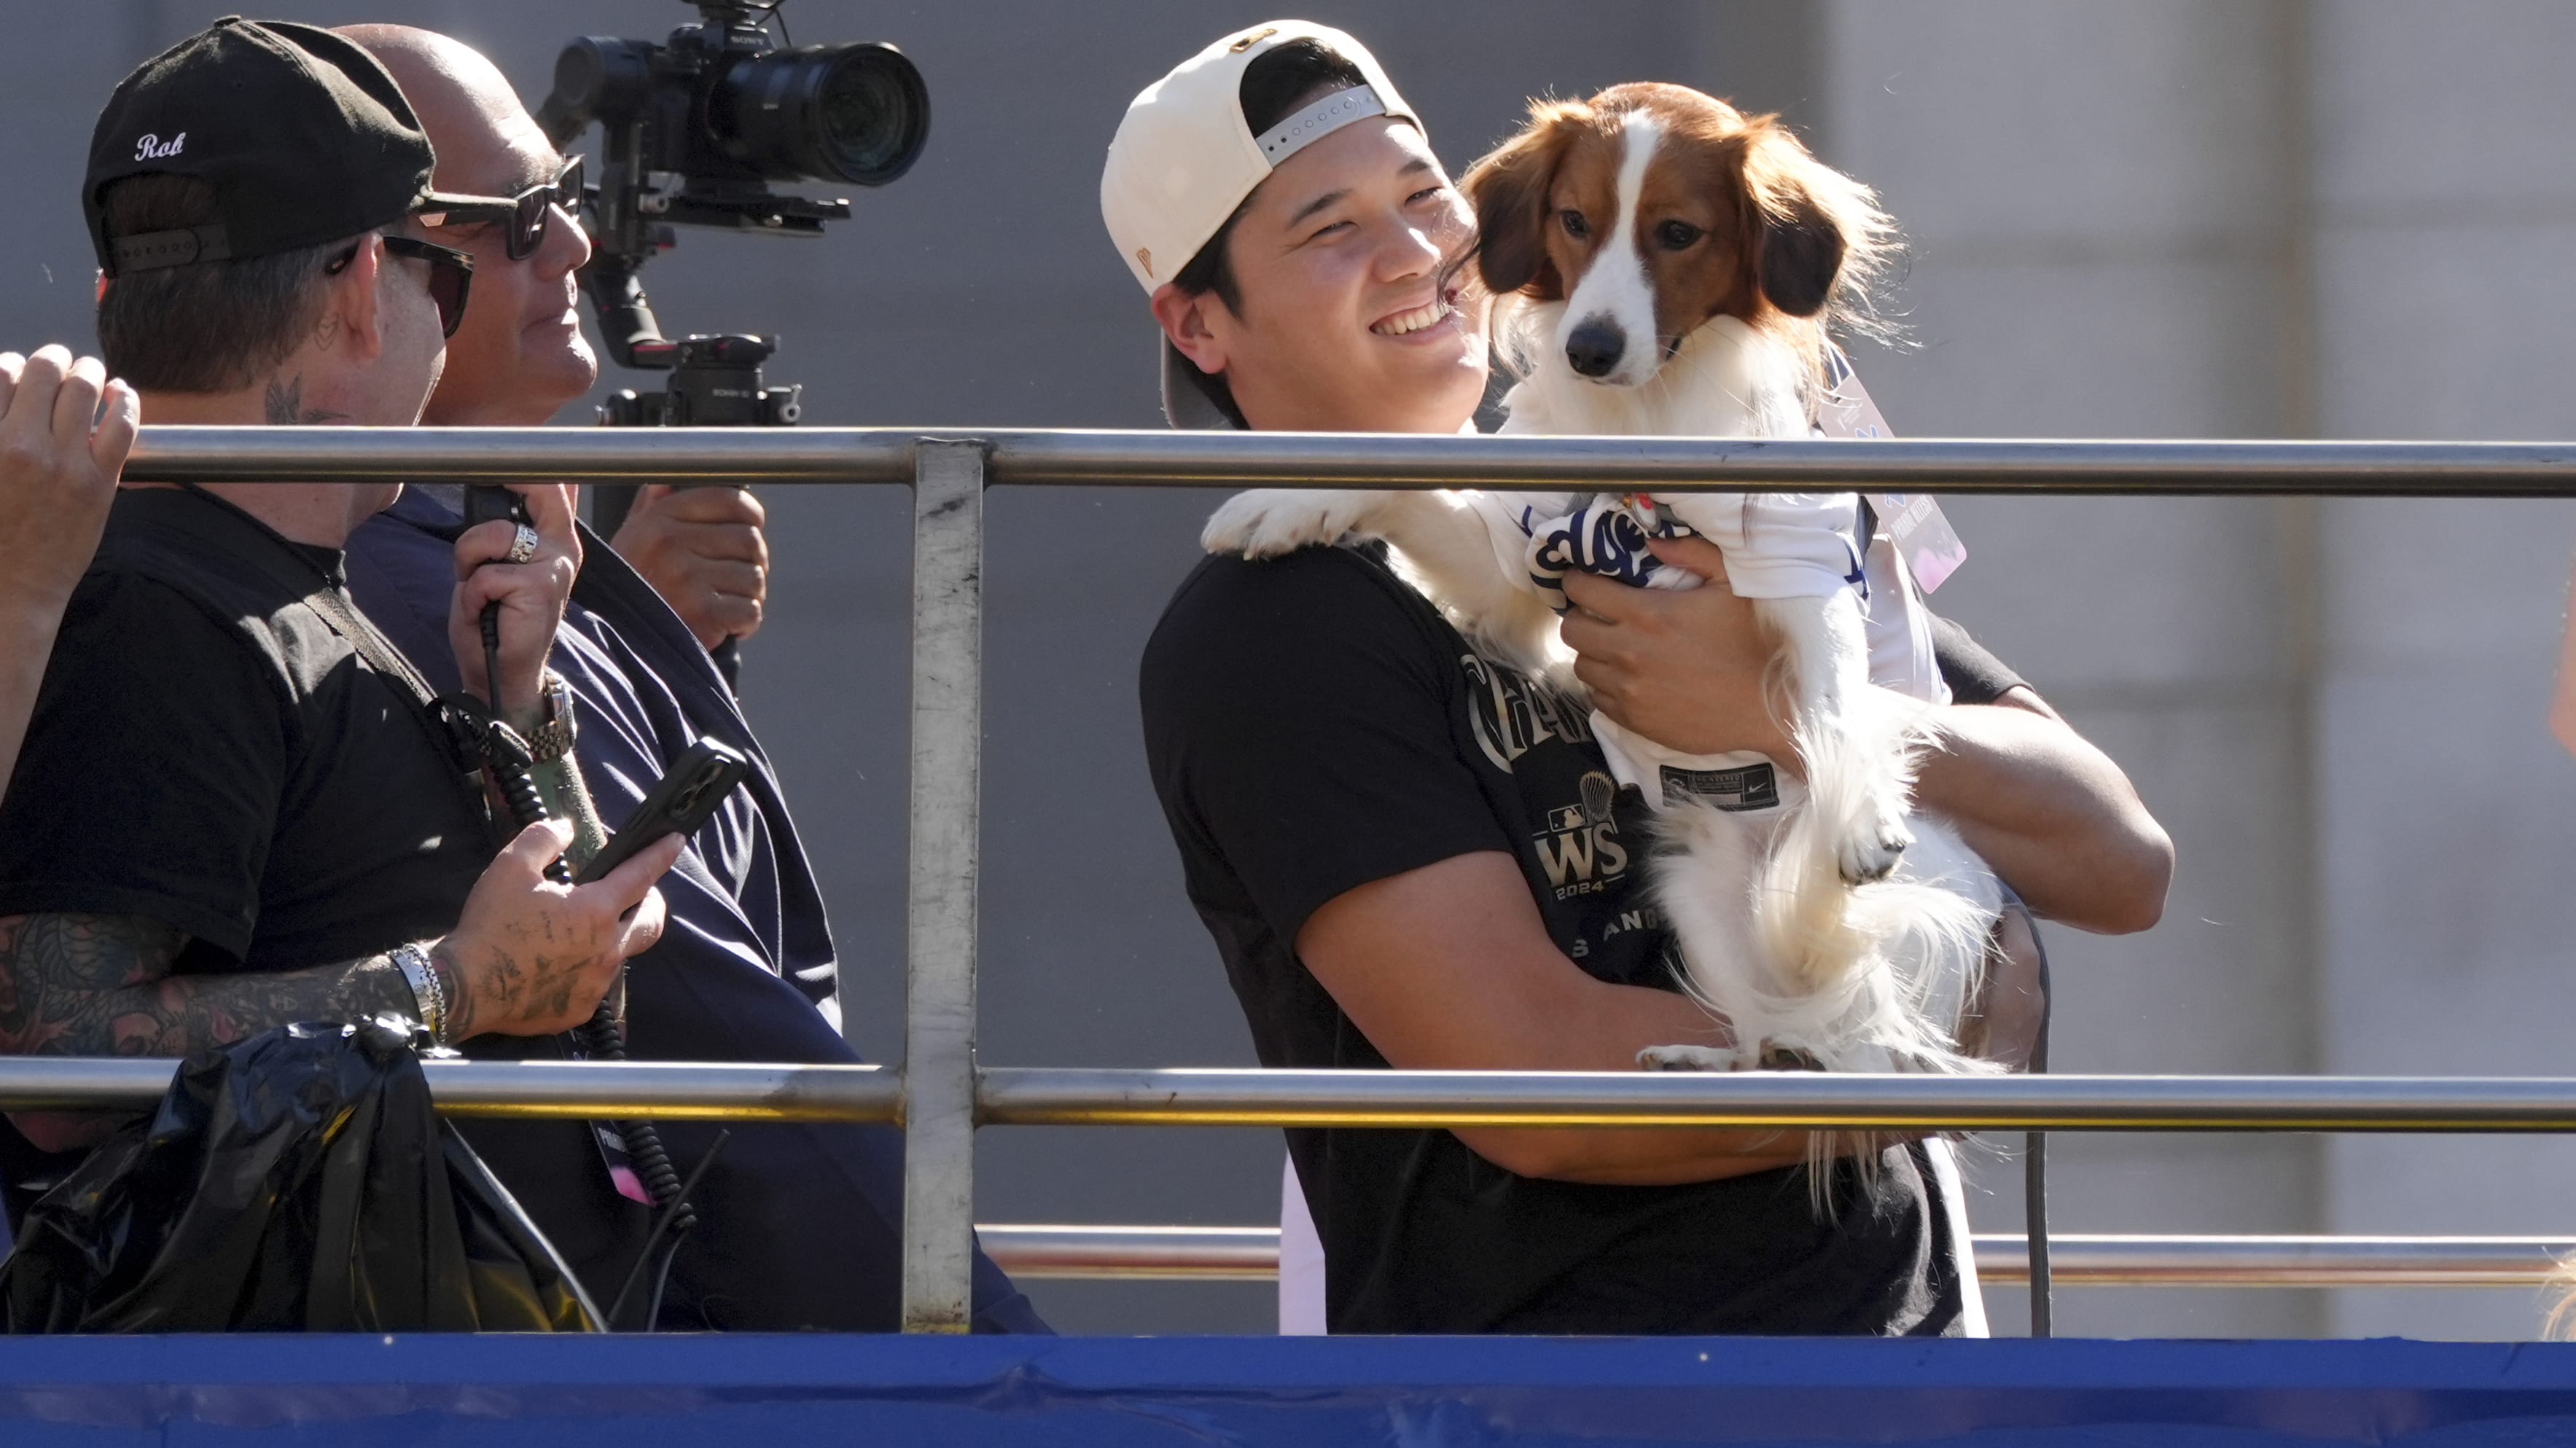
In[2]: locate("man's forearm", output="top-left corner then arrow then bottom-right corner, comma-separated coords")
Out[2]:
0,912 -> 413,1058
1477,912 -> 2049,1186
1910,698 -> 2172,934
1440,972 -> 1869,1184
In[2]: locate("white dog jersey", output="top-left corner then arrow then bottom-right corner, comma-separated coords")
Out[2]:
1456,490 -> 1947,813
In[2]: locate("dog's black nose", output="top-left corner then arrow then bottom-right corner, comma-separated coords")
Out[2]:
1565,318 -> 1625,378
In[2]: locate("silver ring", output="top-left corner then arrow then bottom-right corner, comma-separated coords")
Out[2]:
505,523 -> 539,565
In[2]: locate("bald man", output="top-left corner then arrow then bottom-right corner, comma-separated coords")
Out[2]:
343,24 -> 766,646
332,26 -> 1045,1334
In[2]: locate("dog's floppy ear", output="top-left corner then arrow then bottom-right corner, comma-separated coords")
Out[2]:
1462,100 -> 1587,300
1739,119 -> 1882,321
1757,198 -> 1846,319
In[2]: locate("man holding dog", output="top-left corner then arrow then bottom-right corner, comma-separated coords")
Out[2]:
1118,23 -> 2173,1334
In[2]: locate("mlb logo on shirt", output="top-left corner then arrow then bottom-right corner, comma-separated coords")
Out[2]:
1545,805 -> 1587,833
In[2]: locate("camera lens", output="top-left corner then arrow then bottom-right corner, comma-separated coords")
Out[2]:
709,42 -> 929,187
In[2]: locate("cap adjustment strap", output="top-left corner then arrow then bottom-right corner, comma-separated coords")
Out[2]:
1255,85 -> 1389,166
107,224 -> 232,275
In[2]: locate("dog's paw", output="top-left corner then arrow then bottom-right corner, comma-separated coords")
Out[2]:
1837,815 -> 1913,884
1638,1044 -> 1741,1073
1201,489 -> 1379,559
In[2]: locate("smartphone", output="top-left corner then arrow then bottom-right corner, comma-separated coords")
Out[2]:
576,740 -> 752,885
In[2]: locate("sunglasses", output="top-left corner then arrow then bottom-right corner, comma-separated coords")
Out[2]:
415,154 -> 585,262
327,234 -> 475,337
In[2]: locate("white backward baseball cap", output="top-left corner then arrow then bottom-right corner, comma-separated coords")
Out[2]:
1101,20 -> 1421,428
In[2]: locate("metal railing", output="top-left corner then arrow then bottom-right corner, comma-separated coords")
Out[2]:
975,1226 -> 2576,1289
69,425 -> 2576,1331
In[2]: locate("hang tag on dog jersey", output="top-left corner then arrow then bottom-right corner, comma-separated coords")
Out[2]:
1818,352 -> 1968,593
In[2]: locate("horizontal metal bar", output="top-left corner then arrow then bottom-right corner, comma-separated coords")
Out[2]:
125,426 -> 915,483
1978,1235 -> 2576,1288
0,1057 -> 897,1122
983,431 -> 2576,497
979,1225 -> 1283,1281
974,1068 -> 2576,1132
18,1059 -> 2576,1132
975,1224 -> 2576,1288
120,427 -> 2576,496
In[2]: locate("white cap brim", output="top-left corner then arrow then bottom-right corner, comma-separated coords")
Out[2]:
1102,22 -> 1420,295
1160,337 -> 1236,430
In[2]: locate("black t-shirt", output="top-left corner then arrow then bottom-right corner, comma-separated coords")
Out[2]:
1142,544 -> 2018,1337
0,487 -> 493,977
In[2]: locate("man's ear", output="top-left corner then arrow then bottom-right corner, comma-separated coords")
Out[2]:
1463,100 -> 1584,300
320,234 -> 388,361
1150,282 -> 1227,378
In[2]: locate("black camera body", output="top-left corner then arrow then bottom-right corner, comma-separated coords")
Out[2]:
537,1 -> 929,260
536,0 -> 929,372
539,1 -> 922,565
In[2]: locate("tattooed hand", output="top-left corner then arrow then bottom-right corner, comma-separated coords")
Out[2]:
432,817 -> 679,1039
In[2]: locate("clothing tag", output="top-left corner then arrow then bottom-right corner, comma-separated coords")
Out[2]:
591,1121 -> 653,1205
1818,351 -> 1967,592
1660,761 -> 1779,811
565,1028 -> 653,1205
1870,493 -> 1968,594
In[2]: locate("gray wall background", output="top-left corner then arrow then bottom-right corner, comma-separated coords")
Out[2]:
7,1 -> 2573,1338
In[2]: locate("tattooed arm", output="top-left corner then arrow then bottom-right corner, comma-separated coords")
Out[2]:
0,912 -> 417,1151
0,820 -> 686,1154
0,912 -> 421,1057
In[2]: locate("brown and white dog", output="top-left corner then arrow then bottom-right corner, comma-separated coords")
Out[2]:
1206,84 -> 1999,1097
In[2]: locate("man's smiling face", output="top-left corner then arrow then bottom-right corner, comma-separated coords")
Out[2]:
1188,114 -> 1488,434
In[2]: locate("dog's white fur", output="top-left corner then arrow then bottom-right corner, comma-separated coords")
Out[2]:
1203,106 -> 2002,1165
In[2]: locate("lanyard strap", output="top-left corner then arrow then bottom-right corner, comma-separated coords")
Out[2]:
299,578 -> 491,818
167,485 -> 485,808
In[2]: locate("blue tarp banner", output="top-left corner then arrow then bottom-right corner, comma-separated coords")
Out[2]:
1,1334 -> 2574,1444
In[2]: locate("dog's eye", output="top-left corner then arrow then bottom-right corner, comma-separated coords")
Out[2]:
1558,208 -> 1590,240
1655,220 -> 1703,251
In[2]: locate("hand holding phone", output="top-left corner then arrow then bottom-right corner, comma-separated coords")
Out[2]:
577,740 -> 752,885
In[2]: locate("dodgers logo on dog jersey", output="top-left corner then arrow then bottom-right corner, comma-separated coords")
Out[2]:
1513,492 -> 1867,615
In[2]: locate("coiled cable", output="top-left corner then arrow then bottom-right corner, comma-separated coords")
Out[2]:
478,611 -> 698,1328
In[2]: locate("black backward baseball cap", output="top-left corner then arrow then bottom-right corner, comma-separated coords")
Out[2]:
84,16 -> 450,278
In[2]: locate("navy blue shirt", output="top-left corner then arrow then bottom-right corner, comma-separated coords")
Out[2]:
346,488 -> 832,1003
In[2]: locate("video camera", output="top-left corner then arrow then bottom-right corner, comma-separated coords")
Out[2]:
534,0 -> 929,421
